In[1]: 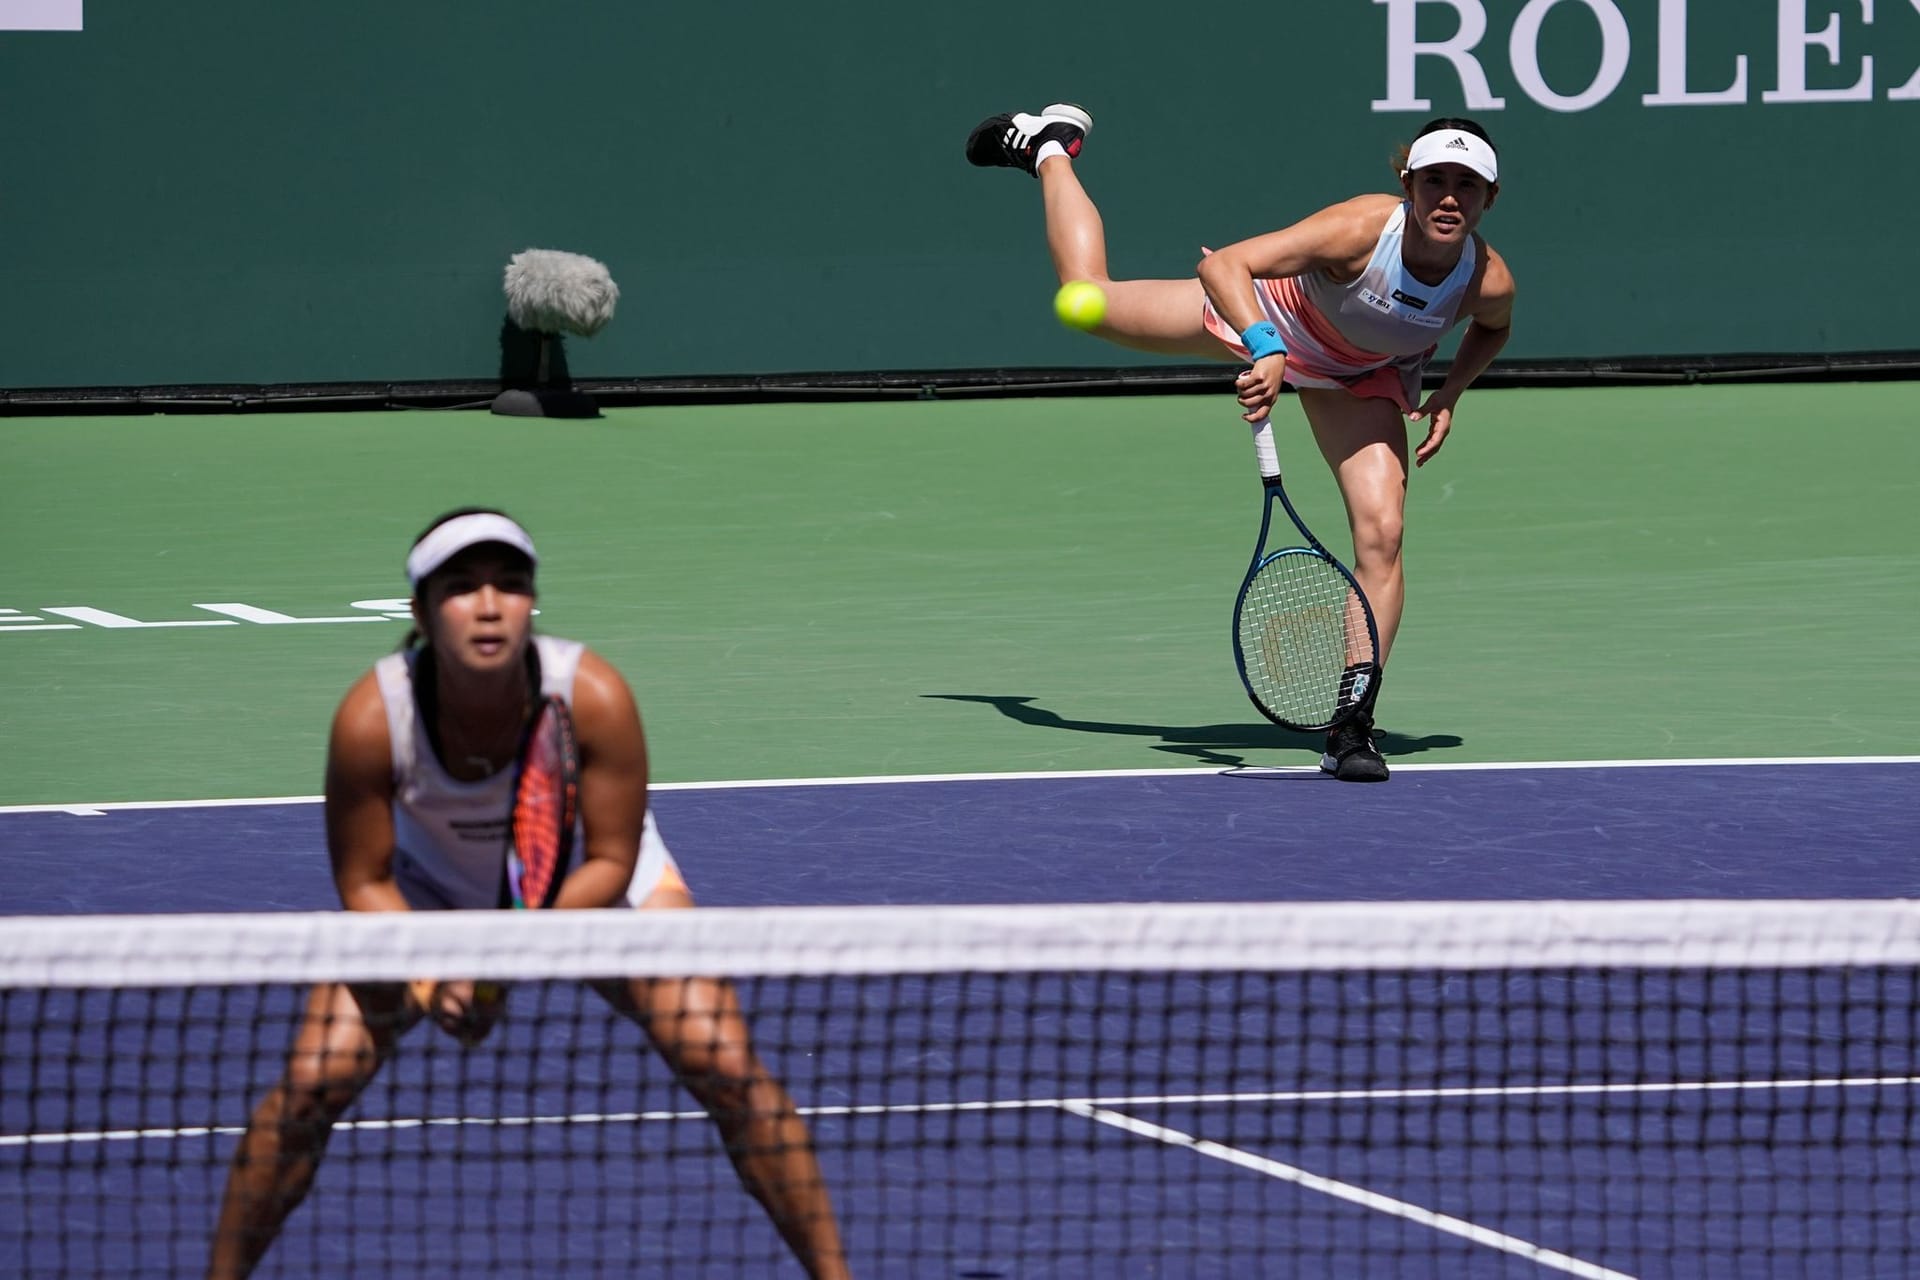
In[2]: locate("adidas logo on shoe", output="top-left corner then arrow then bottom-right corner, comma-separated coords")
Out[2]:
965,103 -> 1092,177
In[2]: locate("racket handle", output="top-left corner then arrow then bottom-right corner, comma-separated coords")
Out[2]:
1249,417 -> 1281,483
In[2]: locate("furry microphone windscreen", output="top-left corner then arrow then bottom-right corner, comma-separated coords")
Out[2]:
502,249 -> 621,337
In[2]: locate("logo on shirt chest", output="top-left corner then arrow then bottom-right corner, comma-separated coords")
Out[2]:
1360,286 -> 1447,327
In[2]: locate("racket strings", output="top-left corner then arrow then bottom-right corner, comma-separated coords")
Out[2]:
1239,552 -> 1375,728
507,700 -> 579,909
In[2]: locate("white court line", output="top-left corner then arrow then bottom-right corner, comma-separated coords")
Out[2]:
1,755 -> 1913,816
6,1073 -> 1906,1276
1062,1100 -> 1637,1280
16,1094 -> 1644,1280
2,794 -> 326,816
12,1072 -> 1914,1148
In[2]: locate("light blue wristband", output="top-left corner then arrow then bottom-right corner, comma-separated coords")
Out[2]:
1241,321 -> 1286,361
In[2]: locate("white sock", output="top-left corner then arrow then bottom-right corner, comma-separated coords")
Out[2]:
1033,140 -> 1069,169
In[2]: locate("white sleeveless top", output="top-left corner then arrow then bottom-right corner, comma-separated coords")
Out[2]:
1292,201 -> 1478,357
1200,201 -> 1481,410
372,634 -> 676,910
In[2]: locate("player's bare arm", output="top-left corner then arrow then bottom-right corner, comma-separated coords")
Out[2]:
1198,195 -> 1397,331
1410,246 -> 1515,467
1438,245 -> 1515,394
557,649 -> 649,909
323,673 -> 407,914
1204,196 -> 1399,419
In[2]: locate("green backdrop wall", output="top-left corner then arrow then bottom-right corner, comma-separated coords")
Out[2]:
3,0 -> 1915,387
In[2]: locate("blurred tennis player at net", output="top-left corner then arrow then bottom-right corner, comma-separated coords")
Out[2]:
208,507 -> 851,1279
967,106 -> 1516,781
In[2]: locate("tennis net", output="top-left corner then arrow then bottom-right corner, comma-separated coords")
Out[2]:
3,899 -> 1916,1278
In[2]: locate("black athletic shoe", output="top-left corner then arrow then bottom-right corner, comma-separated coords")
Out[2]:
964,103 -> 1092,176
1321,711 -> 1390,783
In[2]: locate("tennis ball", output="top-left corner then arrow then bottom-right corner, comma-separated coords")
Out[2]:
1053,280 -> 1107,332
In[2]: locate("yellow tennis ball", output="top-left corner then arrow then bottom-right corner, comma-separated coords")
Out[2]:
1054,280 -> 1107,331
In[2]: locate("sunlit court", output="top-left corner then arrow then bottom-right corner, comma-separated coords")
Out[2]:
5,3 -> 1919,1277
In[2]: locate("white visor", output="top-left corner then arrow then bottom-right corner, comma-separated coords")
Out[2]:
1403,130 -> 1498,184
406,513 -> 538,588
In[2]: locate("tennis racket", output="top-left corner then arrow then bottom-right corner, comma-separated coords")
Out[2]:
411,695 -> 578,1033
502,694 -> 581,910
1231,416 -> 1381,733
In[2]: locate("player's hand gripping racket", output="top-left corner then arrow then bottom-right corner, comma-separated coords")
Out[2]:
1231,417 -> 1381,732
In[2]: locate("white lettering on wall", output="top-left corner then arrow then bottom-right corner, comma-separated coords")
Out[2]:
1643,0 -> 1750,103
0,1 -> 82,31
1894,0 -> 1920,98
1509,0 -> 1634,111
1375,0 -> 1914,110
1373,0 -> 1507,111
1765,0 -> 1875,102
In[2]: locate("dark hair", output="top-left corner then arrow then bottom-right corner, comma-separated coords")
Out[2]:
399,505 -> 533,651
1392,117 -> 1497,177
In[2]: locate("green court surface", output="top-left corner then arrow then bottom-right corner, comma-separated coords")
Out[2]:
2,383 -> 1915,806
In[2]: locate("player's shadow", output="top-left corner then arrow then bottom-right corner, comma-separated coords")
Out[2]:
923,694 -> 1463,769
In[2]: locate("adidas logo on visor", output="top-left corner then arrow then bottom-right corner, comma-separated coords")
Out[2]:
1402,128 -> 1497,182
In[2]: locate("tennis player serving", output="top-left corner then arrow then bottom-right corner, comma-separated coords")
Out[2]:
208,508 -> 851,1279
967,106 -> 1515,781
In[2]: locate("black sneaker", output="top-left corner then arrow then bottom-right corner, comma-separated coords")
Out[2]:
1321,711 -> 1389,783
965,103 -> 1092,176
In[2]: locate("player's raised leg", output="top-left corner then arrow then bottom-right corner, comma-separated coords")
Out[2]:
207,981 -> 413,1279
968,102 -> 1225,360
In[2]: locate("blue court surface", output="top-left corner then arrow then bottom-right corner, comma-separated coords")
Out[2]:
4,759 -> 1915,912
4,759 -> 1917,1278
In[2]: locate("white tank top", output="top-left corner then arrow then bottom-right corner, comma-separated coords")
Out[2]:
1293,202 -> 1477,357
373,634 -> 586,909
